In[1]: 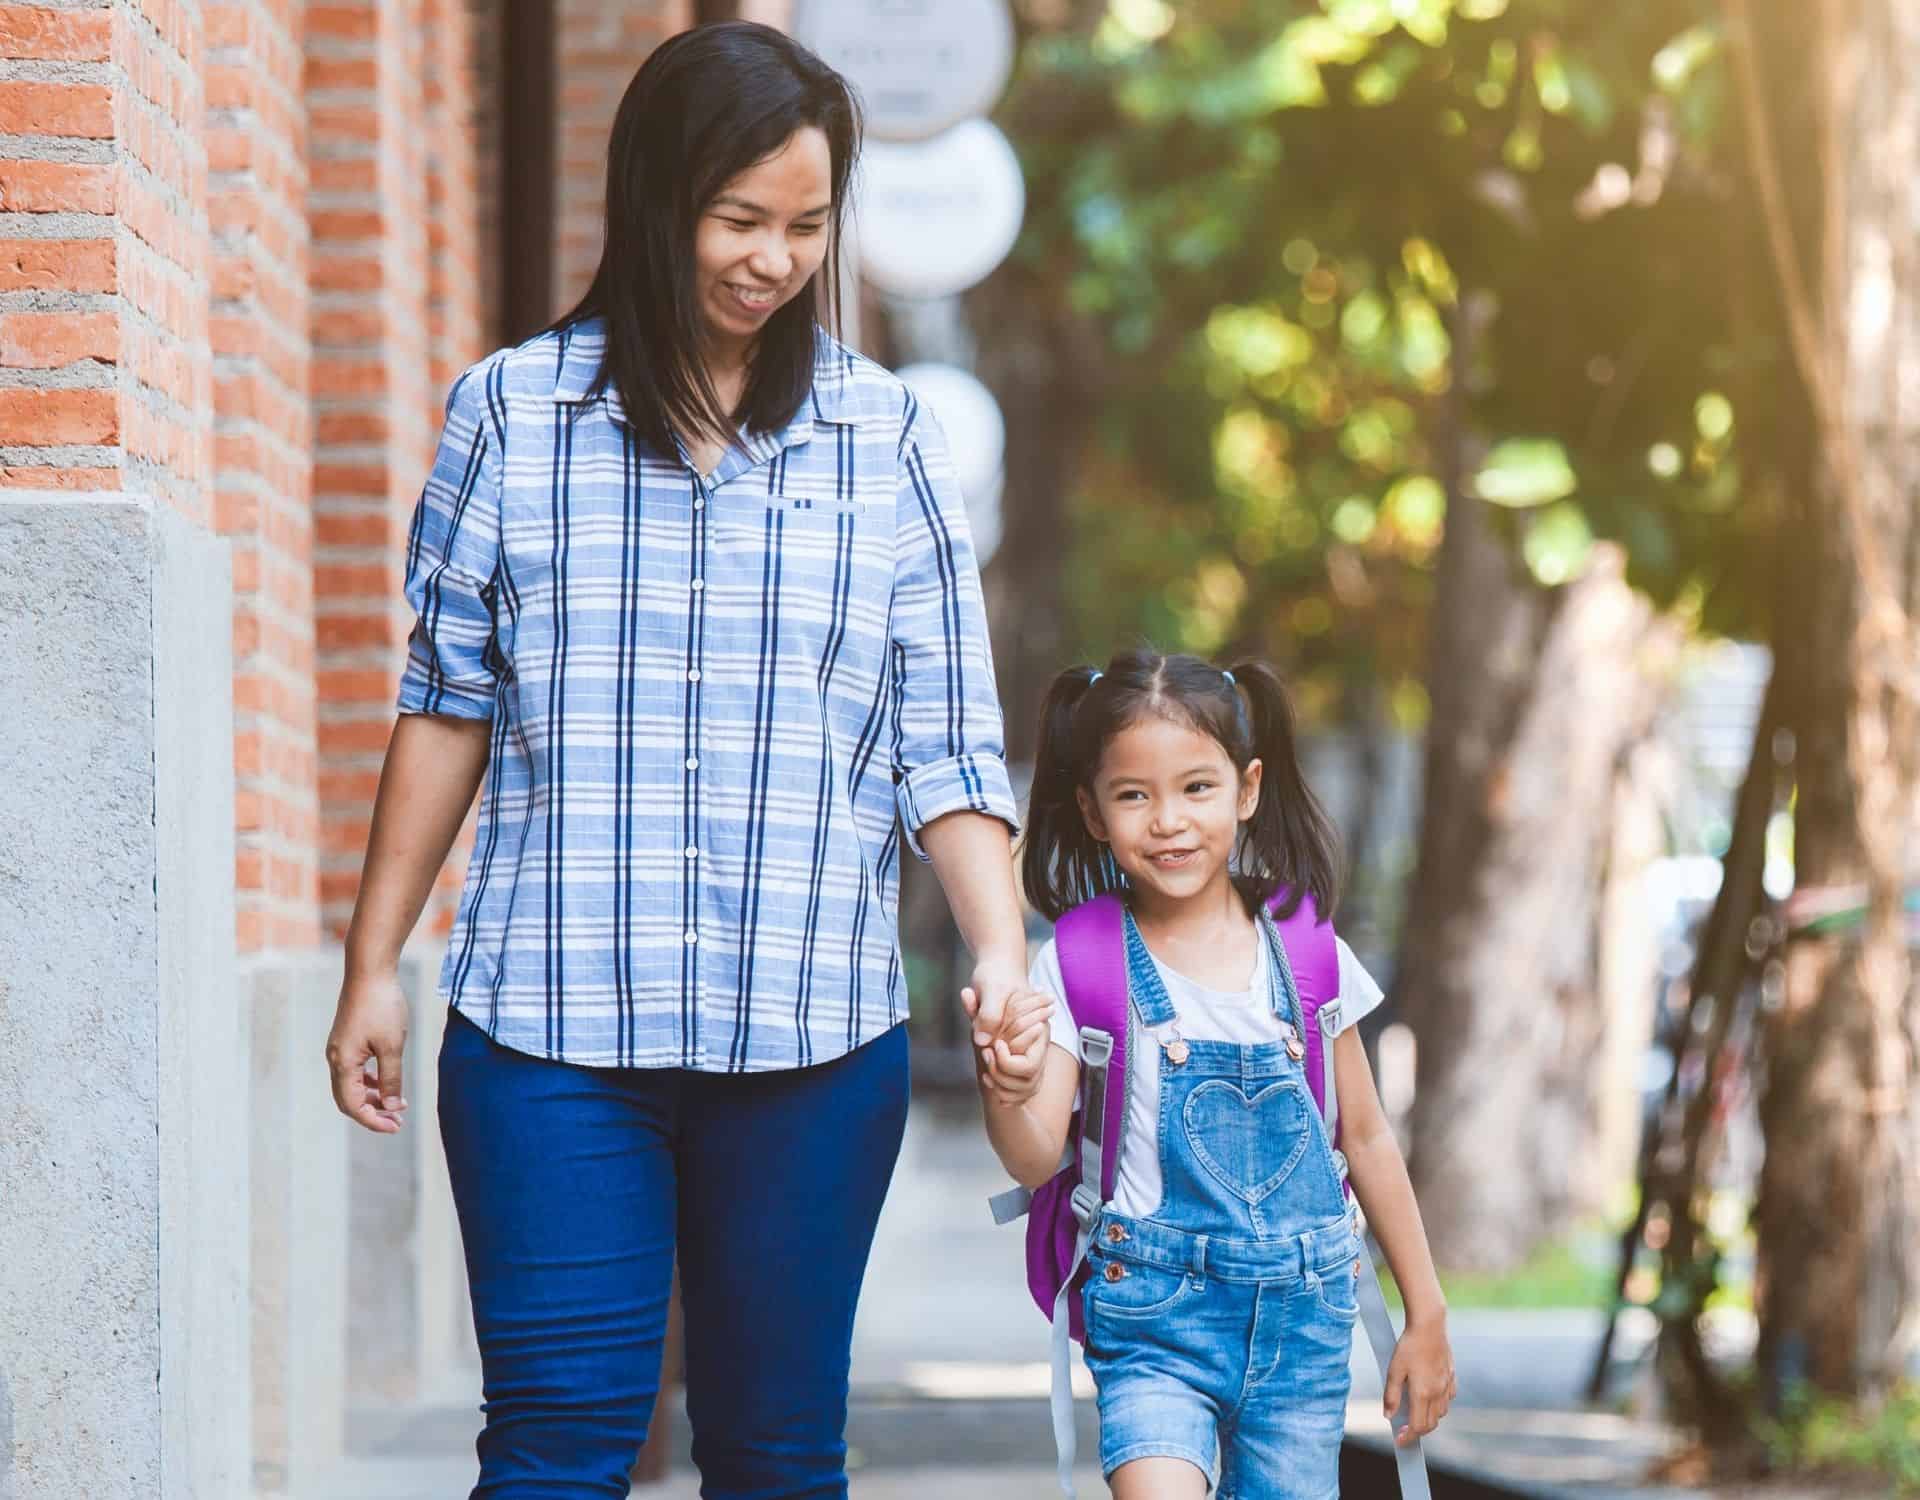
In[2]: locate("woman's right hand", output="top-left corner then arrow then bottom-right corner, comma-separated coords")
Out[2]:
326,969 -> 412,1134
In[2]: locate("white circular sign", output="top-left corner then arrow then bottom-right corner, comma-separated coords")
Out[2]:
897,361 -> 1005,496
856,120 -> 1025,301
796,0 -> 1016,143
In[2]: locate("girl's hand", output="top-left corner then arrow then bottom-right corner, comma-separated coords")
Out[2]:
964,984 -> 1053,1106
326,968 -> 412,1134
1383,1318 -> 1456,1443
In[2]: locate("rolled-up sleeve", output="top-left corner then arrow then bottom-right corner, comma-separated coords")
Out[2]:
396,358 -> 505,721
888,398 -> 1019,860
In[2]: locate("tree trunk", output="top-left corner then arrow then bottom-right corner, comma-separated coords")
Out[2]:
1395,300 -> 1677,1271
1751,0 -> 1920,1401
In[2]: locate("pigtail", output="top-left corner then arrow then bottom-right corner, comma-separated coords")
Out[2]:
1020,665 -> 1117,921
1227,659 -> 1341,922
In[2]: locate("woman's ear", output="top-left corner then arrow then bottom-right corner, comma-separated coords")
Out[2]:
1237,758 -> 1263,822
1075,785 -> 1109,844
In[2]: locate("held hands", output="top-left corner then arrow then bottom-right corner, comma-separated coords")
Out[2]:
960,975 -> 1054,1109
1382,1317 -> 1456,1444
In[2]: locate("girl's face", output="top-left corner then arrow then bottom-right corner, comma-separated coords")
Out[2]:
1077,714 -> 1262,912
693,127 -> 833,362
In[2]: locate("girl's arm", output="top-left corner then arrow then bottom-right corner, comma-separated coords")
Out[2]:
1334,1026 -> 1457,1439
981,1040 -> 1081,1189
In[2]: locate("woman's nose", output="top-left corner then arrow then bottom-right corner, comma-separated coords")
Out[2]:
748,237 -> 793,282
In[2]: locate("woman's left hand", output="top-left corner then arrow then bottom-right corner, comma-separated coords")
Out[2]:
964,955 -> 1029,1046
1383,1318 -> 1456,1442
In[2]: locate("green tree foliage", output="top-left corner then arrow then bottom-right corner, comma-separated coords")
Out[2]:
1004,0 -> 1783,722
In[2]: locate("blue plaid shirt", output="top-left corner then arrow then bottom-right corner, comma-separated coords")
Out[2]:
398,318 -> 1017,1070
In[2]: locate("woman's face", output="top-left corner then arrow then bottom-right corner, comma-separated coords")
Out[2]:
694,126 -> 834,360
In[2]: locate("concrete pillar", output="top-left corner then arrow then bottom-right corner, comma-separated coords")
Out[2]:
347,942 -> 473,1407
0,497 -> 248,1498
249,955 -> 351,1496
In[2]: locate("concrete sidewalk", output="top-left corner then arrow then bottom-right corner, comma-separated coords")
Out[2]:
321,1099 -> 1702,1500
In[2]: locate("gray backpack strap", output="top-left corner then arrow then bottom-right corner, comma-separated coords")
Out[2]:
1325,1014 -> 1431,1499
988,1184 -> 1033,1225
1049,1024 -> 1114,1496
1355,1232 -> 1433,1500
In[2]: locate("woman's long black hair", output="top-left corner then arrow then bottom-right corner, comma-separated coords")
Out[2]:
550,22 -> 862,459
1020,649 -> 1342,924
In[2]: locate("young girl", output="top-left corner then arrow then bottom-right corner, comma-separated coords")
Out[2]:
973,650 -> 1455,1499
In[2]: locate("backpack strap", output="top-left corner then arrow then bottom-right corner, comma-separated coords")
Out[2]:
1045,891 -> 1132,1495
1267,888 -> 1431,1499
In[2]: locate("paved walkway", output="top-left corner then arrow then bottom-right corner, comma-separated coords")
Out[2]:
321,1099 -> 1705,1499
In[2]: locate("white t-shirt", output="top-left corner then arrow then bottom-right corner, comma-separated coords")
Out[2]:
1032,930 -> 1384,1221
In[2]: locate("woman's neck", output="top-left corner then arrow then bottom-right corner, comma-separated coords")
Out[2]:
699,335 -> 752,411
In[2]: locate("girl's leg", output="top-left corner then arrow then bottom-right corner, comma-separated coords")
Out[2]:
1110,1456 -> 1213,1500
1218,1274 -> 1355,1500
675,1023 -> 910,1499
438,1008 -> 679,1499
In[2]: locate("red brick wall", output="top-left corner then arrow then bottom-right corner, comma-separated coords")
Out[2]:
308,0 -> 442,938
0,3 -> 209,509
1,1 -> 709,951
555,0 -> 689,312
423,0 -> 485,931
210,0 -> 318,952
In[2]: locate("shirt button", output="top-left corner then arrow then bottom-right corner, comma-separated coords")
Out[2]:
685,756 -> 700,771
693,497 -> 706,511
687,668 -> 701,683
684,930 -> 698,945
684,845 -> 698,859
691,578 -> 705,592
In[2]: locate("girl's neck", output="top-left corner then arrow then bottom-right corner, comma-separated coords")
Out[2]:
1126,874 -> 1248,947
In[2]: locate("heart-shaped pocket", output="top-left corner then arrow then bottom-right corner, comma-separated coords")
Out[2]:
1182,1078 -> 1311,1204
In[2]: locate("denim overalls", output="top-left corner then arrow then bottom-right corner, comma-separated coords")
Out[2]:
1081,909 -> 1360,1498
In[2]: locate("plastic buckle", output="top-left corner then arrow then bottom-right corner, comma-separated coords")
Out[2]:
1070,1183 -> 1102,1227
1318,1001 -> 1342,1037
1080,1028 -> 1115,1068
1331,1148 -> 1349,1180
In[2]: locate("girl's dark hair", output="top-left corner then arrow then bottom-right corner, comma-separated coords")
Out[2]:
550,22 -> 862,459
1021,649 -> 1341,924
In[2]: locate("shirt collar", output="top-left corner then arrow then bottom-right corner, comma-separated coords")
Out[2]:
547,318 -> 875,468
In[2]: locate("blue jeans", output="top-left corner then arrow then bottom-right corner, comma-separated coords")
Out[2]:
437,1007 -> 910,1499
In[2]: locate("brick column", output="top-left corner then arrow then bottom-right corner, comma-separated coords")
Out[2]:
308,0 -> 434,939
210,0 -> 318,955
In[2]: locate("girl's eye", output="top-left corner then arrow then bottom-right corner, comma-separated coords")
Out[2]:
721,218 -> 756,231
794,221 -> 825,236
1187,780 -> 1215,794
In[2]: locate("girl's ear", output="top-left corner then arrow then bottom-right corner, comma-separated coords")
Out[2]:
1075,784 -> 1109,844
1237,758 -> 1264,823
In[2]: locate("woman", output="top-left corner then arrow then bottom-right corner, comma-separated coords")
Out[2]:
324,24 -> 1033,1498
